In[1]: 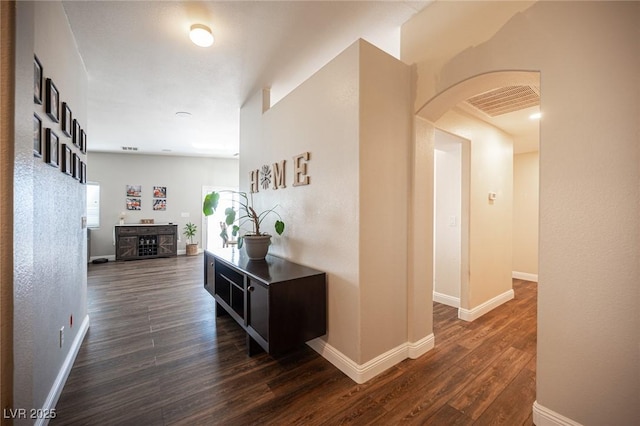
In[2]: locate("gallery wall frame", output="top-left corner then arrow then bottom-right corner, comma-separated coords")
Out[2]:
33,113 -> 42,158
61,102 -> 72,137
34,55 -> 43,104
45,78 -> 59,122
45,128 -> 59,167
61,144 -> 72,175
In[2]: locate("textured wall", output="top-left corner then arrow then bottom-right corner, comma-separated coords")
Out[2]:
14,0 -> 88,415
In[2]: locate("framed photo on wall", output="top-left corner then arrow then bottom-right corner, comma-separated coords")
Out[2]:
72,153 -> 81,180
80,161 -> 86,184
153,186 -> 166,198
45,128 -> 59,167
61,102 -> 72,137
33,113 -> 42,158
61,144 -> 73,175
34,55 -> 43,104
45,78 -> 59,122
72,119 -> 81,148
126,185 -> 141,197
80,129 -> 87,154
126,198 -> 141,210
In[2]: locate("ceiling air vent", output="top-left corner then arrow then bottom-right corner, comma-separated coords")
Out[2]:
121,146 -> 138,151
465,85 -> 540,117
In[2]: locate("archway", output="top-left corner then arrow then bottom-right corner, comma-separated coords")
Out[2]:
408,70 -> 540,344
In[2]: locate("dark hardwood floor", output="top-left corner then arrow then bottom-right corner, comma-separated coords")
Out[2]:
52,254 -> 536,425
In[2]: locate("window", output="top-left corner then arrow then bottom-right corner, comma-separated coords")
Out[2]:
86,182 -> 100,228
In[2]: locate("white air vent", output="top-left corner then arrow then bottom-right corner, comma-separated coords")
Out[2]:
121,146 -> 138,151
465,85 -> 540,117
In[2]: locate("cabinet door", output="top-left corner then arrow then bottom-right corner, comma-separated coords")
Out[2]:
117,236 -> 137,259
158,234 -> 175,255
247,280 -> 269,342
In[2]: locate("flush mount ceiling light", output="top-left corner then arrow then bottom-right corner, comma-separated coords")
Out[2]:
529,112 -> 542,120
189,24 -> 214,47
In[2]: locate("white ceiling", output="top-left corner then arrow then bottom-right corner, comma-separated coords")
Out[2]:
62,0 -> 431,158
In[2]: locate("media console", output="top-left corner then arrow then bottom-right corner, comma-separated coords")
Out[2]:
204,248 -> 327,356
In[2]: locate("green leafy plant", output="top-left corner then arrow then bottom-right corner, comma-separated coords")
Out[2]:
183,222 -> 197,244
202,190 -> 284,248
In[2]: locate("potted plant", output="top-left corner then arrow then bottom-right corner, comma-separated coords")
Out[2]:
183,222 -> 198,256
202,190 -> 285,260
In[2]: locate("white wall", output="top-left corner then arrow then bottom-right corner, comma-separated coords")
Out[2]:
513,151 -> 538,277
434,132 -> 462,306
402,1 -> 640,423
88,152 -> 238,258
14,1 -> 88,417
239,39 -> 414,375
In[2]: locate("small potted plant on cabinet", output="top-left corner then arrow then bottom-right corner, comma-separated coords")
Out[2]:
202,190 -> 285,260
183,222 -> 198,256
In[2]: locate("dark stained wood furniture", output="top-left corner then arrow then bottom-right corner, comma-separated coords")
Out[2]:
115,224 -> 177,261
204,248 -> 327,356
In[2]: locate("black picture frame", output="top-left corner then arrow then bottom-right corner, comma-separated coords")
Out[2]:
72,153 -> 81,180
72,119 -> 81,148
80,129 -> 87,154
61,144 -> 73,175
34,55 -> 43,104
45,78 -> 59,123
62,102 -> 72,137
80,161 -> 87,184
33,113 -> 42,158
45,129 -> 59,167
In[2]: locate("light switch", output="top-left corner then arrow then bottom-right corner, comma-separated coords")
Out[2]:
181,212 -> 190,218
488,192 -> 497,201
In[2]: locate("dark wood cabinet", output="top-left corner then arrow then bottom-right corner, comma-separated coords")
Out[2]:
204,248 -> 327,357
115,224 -> 177,261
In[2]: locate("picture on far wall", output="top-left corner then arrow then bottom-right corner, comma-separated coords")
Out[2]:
153,199 -> 166,211
126,184 -> 141,197
153,186 -> 166,198
80,161 -> 86,184
33,113 -> 42,157
45,128 -> 59,167
126,198 -> 141,210
34,55 -> 43,104
45,78 -> 59,123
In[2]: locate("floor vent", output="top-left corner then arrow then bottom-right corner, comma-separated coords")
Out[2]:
465,85 -> 539,117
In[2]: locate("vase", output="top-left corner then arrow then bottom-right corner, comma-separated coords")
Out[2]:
243,235 -> 272,260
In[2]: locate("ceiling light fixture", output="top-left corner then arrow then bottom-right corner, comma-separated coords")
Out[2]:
529,112 -> 542,120
189,24 -> 214,47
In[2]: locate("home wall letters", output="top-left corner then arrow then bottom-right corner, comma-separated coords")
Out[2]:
250,151 -> 311,193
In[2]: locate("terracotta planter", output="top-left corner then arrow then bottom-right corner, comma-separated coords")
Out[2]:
243,235 -> 271,260
186,243 -> 198,256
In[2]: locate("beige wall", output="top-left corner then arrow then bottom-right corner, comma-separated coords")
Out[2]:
402,1 -> 640,423
88,153 -> 238,258
513,152 -> 538,276
436,109 -> 513,310
239,39 -> 414,370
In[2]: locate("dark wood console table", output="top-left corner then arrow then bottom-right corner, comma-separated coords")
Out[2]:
115,224 -> 177,261
204,248 -> 327,356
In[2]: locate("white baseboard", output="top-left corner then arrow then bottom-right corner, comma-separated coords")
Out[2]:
433,291 -> 460,308
407,334 -> 435,359
458,289 -> 514,322
512,271 -> 538,282
36,315 -> 90,426
532,401 -> 583,426
307,334 -> 435,384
